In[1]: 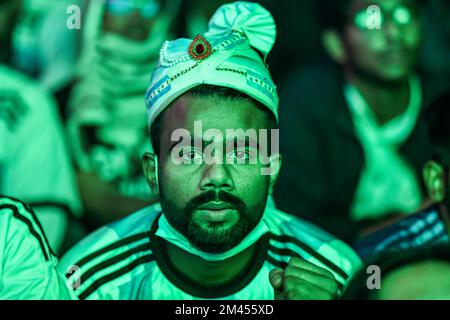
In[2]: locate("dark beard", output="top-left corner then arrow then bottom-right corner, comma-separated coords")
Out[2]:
159,189 -> 268,254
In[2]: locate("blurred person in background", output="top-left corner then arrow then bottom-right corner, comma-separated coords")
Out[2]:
354,91 -> 450,261
1,0 -> 82,255
67,0 -> 181,228
10,0 -> 81,95
341,245 -> 450,299
274,0 -> 435,243
179,0 -> 233,38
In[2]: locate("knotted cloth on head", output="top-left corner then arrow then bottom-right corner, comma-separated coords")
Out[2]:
145,1 -> 278,132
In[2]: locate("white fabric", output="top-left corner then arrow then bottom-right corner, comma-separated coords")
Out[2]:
205,1 -> 276,55
345,75 -> 423,221
67,0 -> 180,199
155,212 -> 269,262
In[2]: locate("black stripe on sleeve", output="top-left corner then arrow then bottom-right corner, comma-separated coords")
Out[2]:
266,254 -> 288,269
0,203 -> 51,261
78,254 -> 155,300
20,201 -> 56,257
268,245 -> 301,259
269,233 -> 349,280
379,211 -> 445,251
66,232 -> 150,277
78,242 -> 152,287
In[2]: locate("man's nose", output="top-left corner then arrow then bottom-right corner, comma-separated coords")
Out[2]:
384,20 -> 403,43
200,163 -> 234,192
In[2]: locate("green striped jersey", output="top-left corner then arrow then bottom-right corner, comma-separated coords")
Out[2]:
0,196 -> 72,299
59,205 -> 362,300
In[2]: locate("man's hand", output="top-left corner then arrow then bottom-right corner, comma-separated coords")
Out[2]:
269,257 -> 339,300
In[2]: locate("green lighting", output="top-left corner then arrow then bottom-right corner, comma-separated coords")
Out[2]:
353,7 -> 383,30
353,5 -> 415,30
393,6 -> 412,25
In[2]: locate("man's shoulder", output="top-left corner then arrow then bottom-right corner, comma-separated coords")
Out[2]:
0,196 -> 70,300
60,204 -> 161,269
264,208 -> 363,283
353,204 -> 449,261
0,195 -> 31,215
265,207 -> 356,245
0,195 -> 36,232
0,195 -> 55,262
59,204 -> 161,299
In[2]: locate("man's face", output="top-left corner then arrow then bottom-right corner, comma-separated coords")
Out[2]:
342,0 -> 422,82
153,95 -> 274,253
102,0 -> 163,41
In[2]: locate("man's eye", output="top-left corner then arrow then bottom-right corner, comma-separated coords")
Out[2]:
179,149 -> 203,162
228,150 -> 250,162
236,151 -> 249,159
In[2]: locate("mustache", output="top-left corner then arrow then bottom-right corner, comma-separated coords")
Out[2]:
184,190 -> 246,214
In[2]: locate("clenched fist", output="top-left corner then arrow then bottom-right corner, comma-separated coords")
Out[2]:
269,257 -> 339,300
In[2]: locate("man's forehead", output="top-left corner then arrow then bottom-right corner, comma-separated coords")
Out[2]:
162,94 -> 269,133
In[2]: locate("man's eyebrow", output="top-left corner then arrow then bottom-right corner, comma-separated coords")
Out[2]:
226,136 -> 260,149
168,137 -> 212,152
168,135 -> 261,152
168,136 -> 191,153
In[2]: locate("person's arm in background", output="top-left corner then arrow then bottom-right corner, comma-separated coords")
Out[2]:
77,170 -> 158,226
68,119 -> 158,227
0,197 -> 73,300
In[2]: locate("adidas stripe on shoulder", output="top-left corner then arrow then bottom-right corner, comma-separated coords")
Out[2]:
60,206 -> 160,299
0,195 -> 54,261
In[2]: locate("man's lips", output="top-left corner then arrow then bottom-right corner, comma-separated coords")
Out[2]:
195,202 -> 238,223
197,202 -> 234,210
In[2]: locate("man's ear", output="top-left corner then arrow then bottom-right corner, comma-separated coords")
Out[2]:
143,152 -> 159,196
322,30 -> 347,64
268,154 -> 282,195
423,161 -> 445,202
